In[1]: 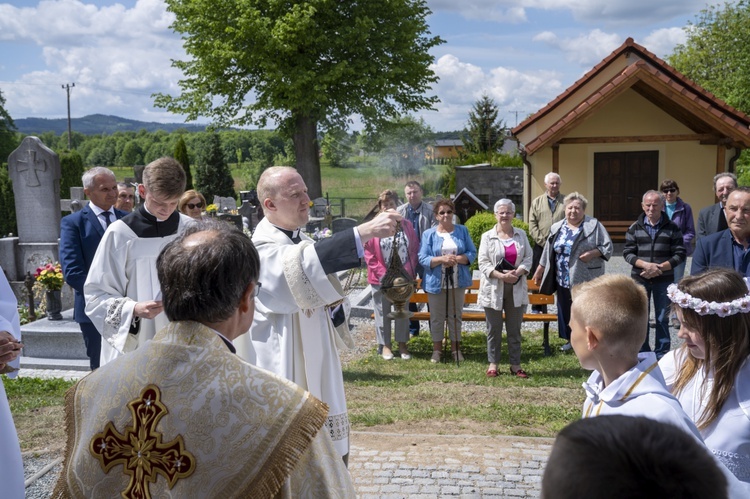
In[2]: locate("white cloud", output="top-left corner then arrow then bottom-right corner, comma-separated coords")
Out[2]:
0,0 -> 192,122
532,29 -> 622,67
640,27 -> 687,58
429,0 -> 717,26
419,54 -> 564,130
429,1 -> 527,23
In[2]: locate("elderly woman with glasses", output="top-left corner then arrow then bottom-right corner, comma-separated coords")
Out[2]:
532,192 -> 612,352
477,199 -> 533,378
418,199 -> 477,363
659,179 -> 695,282
179,190 -> 207,221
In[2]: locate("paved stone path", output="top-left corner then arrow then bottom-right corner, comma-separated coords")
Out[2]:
350,432 -> 550,497
18,366 -> 553,497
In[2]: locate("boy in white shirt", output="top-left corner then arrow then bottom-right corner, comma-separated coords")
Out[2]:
568,274 -> 750,497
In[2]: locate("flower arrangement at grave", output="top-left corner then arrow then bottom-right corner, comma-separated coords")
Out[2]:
312,227 -> 332,241
205,203 -> 218,214
34,262 -> 64,291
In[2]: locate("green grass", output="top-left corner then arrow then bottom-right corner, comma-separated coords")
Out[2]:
344,329 -> 588,437
4,376 -> 74,412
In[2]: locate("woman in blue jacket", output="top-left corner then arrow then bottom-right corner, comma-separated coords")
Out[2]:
418,199 -> 477,363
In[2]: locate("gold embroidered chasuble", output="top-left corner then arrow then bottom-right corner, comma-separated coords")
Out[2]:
52,321 -> 355,498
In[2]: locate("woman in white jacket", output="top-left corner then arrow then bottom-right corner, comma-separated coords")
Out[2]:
478,199 -> 533,378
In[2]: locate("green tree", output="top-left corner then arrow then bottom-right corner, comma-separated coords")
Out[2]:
195,132 -> 235,202
154,0 -> 443,198
462,94 -> 505,159
371,116 -> 433,176
321,127 -> 352,168
669,1 -> 750,115
119,141 -> 144,166
59,150 -> 85,201
0,89 -> 18,165
173,136 -> 193,189
0,167 -> 16,236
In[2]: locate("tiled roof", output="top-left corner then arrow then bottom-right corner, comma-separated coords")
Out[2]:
512,38 -> 750,153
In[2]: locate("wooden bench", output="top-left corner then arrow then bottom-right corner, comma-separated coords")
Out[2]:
374,278 -> 558,356
601,220 -> 632,243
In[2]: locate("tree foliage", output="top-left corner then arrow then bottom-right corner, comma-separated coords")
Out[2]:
0,89 -> 18,166
0,166 -> 16,237
321,127 -> 353,168
59,150 -> 85,201
173,136 -> 193,189
462,94 -> 505,158
669,0 -> 750,115
154,0 -> 443,198
367,116 -> 433,176
194,132 -> 236,202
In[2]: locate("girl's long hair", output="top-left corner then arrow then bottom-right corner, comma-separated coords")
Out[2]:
672,268 -> 750,429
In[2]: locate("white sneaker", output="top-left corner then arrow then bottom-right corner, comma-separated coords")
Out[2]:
400,352 -> 411,360
430,351 -> 441,363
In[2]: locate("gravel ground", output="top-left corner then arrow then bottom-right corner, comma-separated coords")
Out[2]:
23,252 -> 687,494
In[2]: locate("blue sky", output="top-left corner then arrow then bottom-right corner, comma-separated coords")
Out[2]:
0,0 -> 722,131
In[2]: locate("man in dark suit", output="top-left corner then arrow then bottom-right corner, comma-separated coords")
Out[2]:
696,172 -> 737,240
60,167 -> 127,370
692,187 -> 750,277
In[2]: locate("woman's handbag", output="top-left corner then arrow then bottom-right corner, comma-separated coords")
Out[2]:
539,233 -> 559,295
495,258 -> 521,285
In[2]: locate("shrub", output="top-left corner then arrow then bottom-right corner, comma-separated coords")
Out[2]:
464,211 -> 533,270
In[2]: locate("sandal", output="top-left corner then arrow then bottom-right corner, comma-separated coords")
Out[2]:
486,369 -> 498,378
511,368 -> 529,379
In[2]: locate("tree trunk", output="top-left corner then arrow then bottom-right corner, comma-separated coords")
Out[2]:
293,114 -> 322,199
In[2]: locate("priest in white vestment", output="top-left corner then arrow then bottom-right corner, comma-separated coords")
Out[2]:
0,267 -> 24,498
234,166 -> 402,461
54,222 -> 354,498
84,157 -> 192,366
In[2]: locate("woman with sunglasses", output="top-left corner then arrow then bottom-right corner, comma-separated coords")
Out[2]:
418,199 -> 477,363
659,179 -> 695,283
179,190 -> 207,221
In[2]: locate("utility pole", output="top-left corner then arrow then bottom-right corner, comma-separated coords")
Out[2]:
62,83 -> 75,149
509,110 -> 525,127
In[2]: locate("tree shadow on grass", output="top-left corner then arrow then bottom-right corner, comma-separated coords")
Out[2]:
342,371 -> 405,383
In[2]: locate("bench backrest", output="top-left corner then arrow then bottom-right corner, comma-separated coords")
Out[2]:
410,279 -> 554,306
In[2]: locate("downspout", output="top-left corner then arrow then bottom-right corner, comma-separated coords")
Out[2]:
728,147 -> 742,174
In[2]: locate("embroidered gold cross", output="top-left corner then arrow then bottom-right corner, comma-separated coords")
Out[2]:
90,385 -> 196,499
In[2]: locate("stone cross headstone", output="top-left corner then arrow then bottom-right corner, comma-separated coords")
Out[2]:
213,196 -> 237,212
7,136 -> 62,280
8,137 -> 61,243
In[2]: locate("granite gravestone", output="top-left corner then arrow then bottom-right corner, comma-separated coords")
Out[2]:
7,137 -> 61,279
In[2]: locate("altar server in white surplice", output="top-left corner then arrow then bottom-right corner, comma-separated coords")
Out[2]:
0,267 -> 24,498
84,157 -> 191,366
54,222 -> 355,498
235,166 -> 401,463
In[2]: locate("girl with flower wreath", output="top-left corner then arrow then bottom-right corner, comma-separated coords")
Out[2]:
660,268 -> 750,485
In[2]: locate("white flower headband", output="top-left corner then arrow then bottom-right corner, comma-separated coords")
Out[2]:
667,280 -> 750,317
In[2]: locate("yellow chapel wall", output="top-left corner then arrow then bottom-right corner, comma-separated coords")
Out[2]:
524,89 -> 725,222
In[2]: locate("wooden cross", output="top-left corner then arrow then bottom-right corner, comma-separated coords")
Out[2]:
89,385 -> 196,499
16,148 -> 47,187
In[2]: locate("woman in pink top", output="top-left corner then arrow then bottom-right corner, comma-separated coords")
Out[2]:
477,199 -> 533,378
364,190 -> 419,360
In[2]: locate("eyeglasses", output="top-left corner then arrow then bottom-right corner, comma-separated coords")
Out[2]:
662,188 -> 677,194
253,282 -> 262,298
438,210 -> 453,215
186,202 -> 204,210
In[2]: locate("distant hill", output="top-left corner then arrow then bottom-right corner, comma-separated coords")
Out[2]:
14,114 -> 208,135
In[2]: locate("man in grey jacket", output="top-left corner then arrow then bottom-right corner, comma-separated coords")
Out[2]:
397,180 -> 435,337
529,172 -> 565,312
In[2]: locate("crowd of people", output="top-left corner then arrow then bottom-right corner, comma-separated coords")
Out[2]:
1,161 -> 750,496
